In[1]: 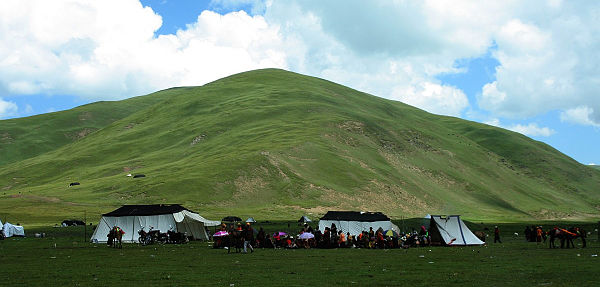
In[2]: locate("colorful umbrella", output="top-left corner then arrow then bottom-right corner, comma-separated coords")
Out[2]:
273,232 -> 287,237
298,232 -> 315,239
213,231 -> 229,237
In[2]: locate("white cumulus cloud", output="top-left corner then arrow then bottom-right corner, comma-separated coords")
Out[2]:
478,2 -> 600,126
560,106 -> 600,127
508,123 -> 555,137
0,97 -> 18,119
392,82 -> 468,117
0,0 -> 286,100
483,118 -> 555,137
0,0 -> 599,129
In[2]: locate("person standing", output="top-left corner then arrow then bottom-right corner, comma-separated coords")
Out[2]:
330,223 -> 338,247
577,227 -> 587,248
242,223 -> 254,253
338,230 -> 346,248
322,227 -> 330,248
548,227 -> 558,248
536,226 -> 543,244
494,226 -> 502,243
256,227 -> 265,248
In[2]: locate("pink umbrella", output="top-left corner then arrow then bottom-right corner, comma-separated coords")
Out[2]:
213,231 -> 229,237
299,232 -> 314,239
273,232 -> 287,238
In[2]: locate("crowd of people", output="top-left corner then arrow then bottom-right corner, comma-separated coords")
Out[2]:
213,222 -> 433,251
211,221 -> 593,253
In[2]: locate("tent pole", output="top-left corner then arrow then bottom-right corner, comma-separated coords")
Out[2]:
132,216 -> 135,242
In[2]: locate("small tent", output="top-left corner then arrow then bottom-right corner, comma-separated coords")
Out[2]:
90,204 -> 220,243
245,217 -> 257,223
298,216 -> 312,223
428,215 -> 484,246
2,222 -> 25,237
318,211 -> 399,236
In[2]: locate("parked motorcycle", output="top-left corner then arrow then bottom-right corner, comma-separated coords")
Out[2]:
167,229 -> 188,244
138,226 -> 162,245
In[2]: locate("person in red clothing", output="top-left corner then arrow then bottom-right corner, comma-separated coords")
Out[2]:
494,226 -> 501,243
338,230 -> 346,248
376,229 -> 385,249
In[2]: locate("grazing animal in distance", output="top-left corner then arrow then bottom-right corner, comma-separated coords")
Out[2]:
474,231 -> 487,242
68,182 -> 80,187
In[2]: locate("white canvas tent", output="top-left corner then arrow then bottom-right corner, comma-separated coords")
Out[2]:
298,215 -> 312,223
2,222 -> 25,237
429,215 -> 484,246
90,204 -> 220,243
318,211 -> 400,236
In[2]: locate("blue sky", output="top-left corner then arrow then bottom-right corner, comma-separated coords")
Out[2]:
1,0 -> 599,165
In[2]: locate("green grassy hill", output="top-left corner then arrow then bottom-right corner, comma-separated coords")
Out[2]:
0,91 -> 174,166
1,69 -> 599,225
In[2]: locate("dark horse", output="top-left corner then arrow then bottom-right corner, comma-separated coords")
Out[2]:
226,230 -> 243,253
107,226 -> 124,249
474,231 -> 487,243
557,227 -> 582,249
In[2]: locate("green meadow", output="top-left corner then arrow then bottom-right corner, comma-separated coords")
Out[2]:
1,221 -> 598,286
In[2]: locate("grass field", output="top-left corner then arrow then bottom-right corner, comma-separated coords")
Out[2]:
2,220 -> 599,286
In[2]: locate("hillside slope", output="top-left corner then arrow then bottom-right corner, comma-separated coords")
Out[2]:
1,69 -> 599,224
0,91 -> 175,165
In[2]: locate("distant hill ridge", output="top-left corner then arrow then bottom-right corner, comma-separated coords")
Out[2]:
1,69 -> 599,224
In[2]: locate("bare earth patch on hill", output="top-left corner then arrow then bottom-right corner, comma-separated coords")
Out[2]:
1,132 -> 13,144
233,175 -> 267,200
64,128 -> 97,140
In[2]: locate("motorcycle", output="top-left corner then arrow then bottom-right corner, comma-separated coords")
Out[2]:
138,226 -> 163,245
167,229 -> 188,244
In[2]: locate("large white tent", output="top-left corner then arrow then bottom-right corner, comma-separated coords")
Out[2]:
429,215 -> 484,246
90,204 -> 220,243
2,222 -> 25,238
318,211 -> 400,236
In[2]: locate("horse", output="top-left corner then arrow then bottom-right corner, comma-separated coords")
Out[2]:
107,226 -> 124,249
474,231 -> 487,243
547,228 -> 560,248
557,227 -> 577,248
226,229 -> 243,253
